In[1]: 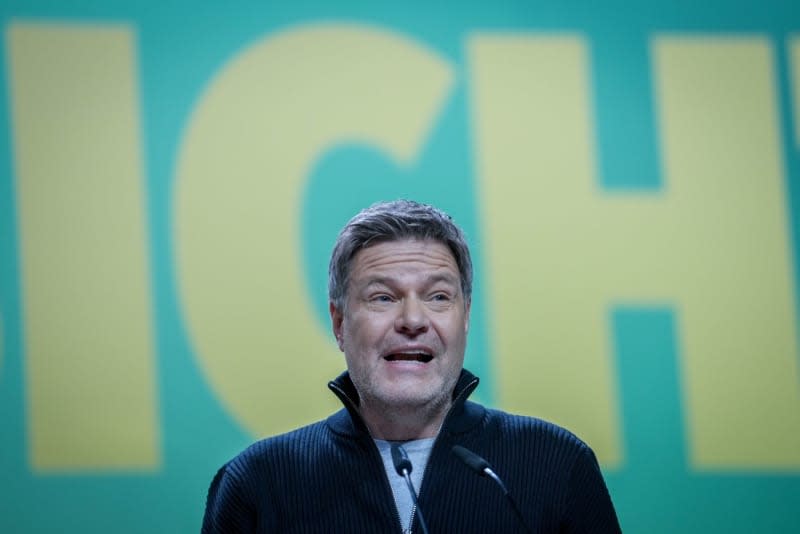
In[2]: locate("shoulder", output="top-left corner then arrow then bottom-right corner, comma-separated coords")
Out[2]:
478,413 -> 622,531
202,419 -> 334,532
476,408 -> 617,518
226,418 -> 333,476
209,417 -> 334,500
485,406 -> 586,442
480,406 -> 594,463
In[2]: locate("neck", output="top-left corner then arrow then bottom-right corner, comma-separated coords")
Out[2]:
359,401 -> 450,441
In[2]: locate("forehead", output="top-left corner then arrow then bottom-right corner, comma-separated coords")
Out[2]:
349,239 -> 458,280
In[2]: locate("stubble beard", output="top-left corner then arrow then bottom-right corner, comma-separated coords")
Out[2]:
352,367 -> 460,429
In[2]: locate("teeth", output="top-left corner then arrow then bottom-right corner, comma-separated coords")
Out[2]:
385,351 -> 432,362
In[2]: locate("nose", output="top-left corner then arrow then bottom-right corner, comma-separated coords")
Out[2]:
395,296 -> 429,336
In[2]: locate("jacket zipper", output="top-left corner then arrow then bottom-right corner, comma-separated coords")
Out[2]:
329,376 -> 480,534
404,504 -> 417,534
408,376 -> 479,533
328,384 -> 407,533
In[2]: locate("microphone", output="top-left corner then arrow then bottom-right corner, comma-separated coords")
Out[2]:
452,445 -> 532,533
390,443 -> 430,534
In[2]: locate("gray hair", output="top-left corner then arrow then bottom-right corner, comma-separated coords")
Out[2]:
328,200 -> 473,310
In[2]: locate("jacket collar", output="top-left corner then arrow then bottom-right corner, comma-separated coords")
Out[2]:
326,368 -> 484,438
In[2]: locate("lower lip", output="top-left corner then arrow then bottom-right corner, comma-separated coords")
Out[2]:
384,359 -> 430,370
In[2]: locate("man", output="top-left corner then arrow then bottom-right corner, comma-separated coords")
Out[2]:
202,200 -> 622,533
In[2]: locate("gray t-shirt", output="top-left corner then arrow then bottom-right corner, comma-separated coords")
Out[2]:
374,437 -> 436,533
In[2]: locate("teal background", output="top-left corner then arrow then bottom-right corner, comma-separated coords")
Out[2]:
1,1 -> 799,532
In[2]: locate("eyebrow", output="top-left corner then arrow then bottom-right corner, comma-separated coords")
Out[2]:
425,273 -> 460,287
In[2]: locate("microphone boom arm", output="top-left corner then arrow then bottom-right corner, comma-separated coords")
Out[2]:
452,445 -> 533,534
391,444 -> 431,534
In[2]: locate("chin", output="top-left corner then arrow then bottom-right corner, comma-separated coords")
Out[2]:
377,388 -> 446,410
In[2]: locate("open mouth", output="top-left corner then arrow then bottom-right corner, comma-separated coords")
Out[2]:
384,351 -> 433,363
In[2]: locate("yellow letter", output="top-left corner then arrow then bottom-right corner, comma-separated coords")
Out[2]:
175,23 -> 453,437
469,34 -> 800,468
7,23 -> 159,471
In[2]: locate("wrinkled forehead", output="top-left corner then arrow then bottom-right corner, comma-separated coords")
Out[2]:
350,239 -> 459,278
349,237 -> 456,269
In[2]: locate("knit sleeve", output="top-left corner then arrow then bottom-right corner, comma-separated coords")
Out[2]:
201,463 -> 256,534
562,444 -> 622,533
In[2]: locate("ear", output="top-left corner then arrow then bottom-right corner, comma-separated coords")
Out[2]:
329,301 -> 345,352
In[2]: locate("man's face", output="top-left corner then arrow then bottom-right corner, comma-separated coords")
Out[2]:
330,238 -> 470,417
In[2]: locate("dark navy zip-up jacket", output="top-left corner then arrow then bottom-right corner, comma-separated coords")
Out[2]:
202,369 -> 622,533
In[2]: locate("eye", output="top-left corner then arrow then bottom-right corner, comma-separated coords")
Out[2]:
370,293 -> 394,303
430,292 -> 451,302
